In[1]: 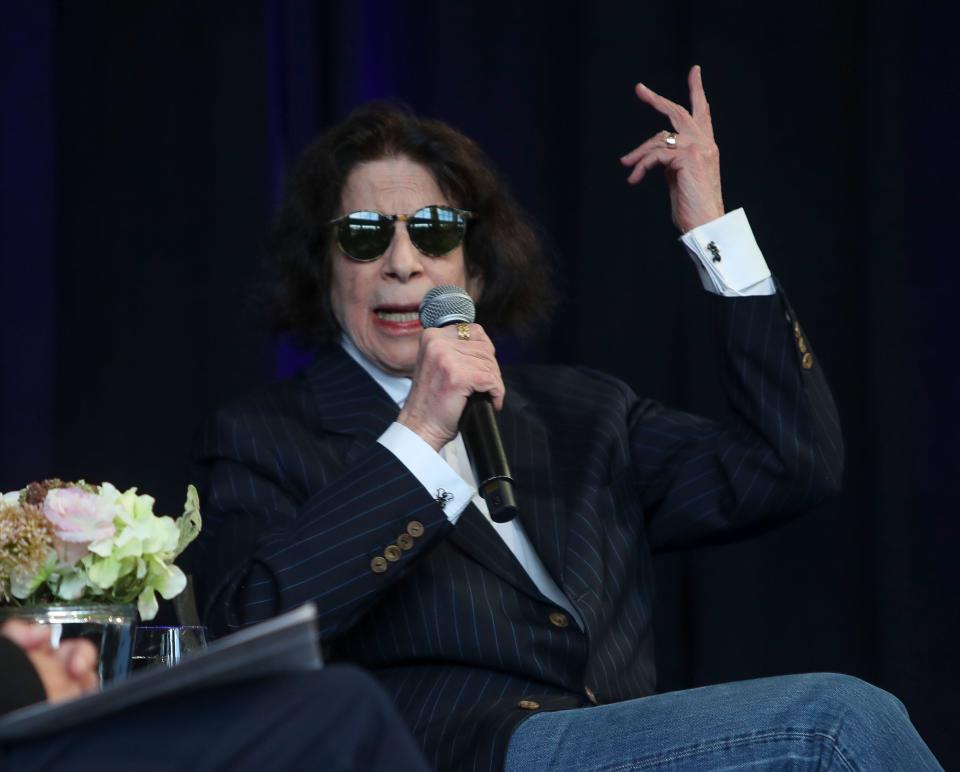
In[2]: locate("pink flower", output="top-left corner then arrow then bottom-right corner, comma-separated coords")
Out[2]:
42,488 -> 116,565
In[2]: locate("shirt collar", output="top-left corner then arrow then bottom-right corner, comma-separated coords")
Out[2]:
340,334 -> 412,407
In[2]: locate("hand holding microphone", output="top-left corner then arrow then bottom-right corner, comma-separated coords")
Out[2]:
396,286 -> 518,523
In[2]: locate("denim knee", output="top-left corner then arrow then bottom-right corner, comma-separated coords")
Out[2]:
799,672 -> 908,723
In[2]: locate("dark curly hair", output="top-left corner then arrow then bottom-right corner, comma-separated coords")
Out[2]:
264,102 -> 556,346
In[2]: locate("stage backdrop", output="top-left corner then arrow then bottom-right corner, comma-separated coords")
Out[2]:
1,1 -> 956,766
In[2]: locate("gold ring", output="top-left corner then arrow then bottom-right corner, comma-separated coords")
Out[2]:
664,131 -> 678,149
456,322 -> 471,341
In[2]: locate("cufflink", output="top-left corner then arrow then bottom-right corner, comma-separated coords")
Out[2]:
435,488 -> 454,509
706,241 -> 722,263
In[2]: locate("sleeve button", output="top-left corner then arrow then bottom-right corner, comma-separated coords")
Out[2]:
397,533 -> 414,550
384,545 -> 402,562
802,352 -> 814,370
370,556 -> 388,574
406,520 -> 425,538
517,700 -> 540,710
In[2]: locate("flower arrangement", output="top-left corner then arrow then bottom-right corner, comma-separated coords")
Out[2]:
0,479 -> 201,620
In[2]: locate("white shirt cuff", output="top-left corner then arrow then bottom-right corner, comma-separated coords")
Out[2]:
378,422 -> 475,524
680,208 -> 775,297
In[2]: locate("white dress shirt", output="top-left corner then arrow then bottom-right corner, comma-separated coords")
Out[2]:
341,208 -> 774,630
680,208 -> 775,296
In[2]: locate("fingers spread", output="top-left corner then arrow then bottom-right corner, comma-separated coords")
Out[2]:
626,148 -> 680,184
688,65 -> 714,137
633,82 -> 690,131
621,131 -> 676,166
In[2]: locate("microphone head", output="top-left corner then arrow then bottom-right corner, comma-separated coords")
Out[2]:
419,285 -> 476,329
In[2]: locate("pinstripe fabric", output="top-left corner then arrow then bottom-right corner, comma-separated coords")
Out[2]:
186,291 -> 843,772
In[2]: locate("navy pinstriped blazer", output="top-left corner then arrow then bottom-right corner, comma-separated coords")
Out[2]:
186,291 -> 843,771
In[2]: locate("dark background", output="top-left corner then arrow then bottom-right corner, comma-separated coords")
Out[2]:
2,0 -> 956,766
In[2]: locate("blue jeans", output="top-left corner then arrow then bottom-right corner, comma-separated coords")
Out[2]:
505,673 -> 941,771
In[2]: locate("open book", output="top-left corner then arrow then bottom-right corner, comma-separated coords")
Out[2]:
0,603 -> 321,740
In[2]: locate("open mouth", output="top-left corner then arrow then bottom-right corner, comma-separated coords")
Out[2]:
375,310 -> 420,322
372,304 -> 422,331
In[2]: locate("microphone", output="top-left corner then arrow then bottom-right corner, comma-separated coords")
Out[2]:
419,285 -> 519,523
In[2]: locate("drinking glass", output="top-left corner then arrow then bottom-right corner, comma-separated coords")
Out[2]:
131,625 -> 207,670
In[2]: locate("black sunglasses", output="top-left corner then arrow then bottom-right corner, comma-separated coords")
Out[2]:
329,204 -> 474,262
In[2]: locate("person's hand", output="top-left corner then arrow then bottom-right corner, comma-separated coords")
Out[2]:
397,323 -> 505,452
619,65 -> 724,233
1,620 -> 99,702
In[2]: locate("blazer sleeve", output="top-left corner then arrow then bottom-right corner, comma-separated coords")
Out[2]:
0,637 -> 46,716
626,289 -> 844,550
185,405 -> 454,640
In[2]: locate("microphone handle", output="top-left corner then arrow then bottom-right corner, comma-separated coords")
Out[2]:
459,393 -> 518,523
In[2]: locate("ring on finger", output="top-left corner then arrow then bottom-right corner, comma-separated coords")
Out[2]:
456,322 -> 471,341
664,131 -> 678,149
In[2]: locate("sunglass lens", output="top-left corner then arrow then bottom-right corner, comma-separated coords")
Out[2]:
407,206 -> 467,256
338,212 -> 393,261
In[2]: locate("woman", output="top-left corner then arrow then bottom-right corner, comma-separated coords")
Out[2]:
185,68 -> 940,770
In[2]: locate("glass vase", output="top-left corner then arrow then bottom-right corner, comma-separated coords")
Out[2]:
0,603 -> 137,686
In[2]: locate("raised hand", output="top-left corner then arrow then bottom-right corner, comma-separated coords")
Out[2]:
619,65 -> 725,233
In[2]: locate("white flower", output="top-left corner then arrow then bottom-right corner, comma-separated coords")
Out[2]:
42,487 -> 117,565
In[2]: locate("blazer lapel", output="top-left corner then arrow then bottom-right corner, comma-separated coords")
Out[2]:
302,347 -> 400,464
445,504 -> 545,599
499,391 -> 569,588
446,387 -> 569,599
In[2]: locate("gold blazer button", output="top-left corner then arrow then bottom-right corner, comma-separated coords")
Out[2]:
517,700 -> 540,710
384,545 -> 402,562
370,556 -> 388,574
584,685 -> 598,705
406,520 -> 425,538
548,611 -> 569,628
397,533 -> 414,550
